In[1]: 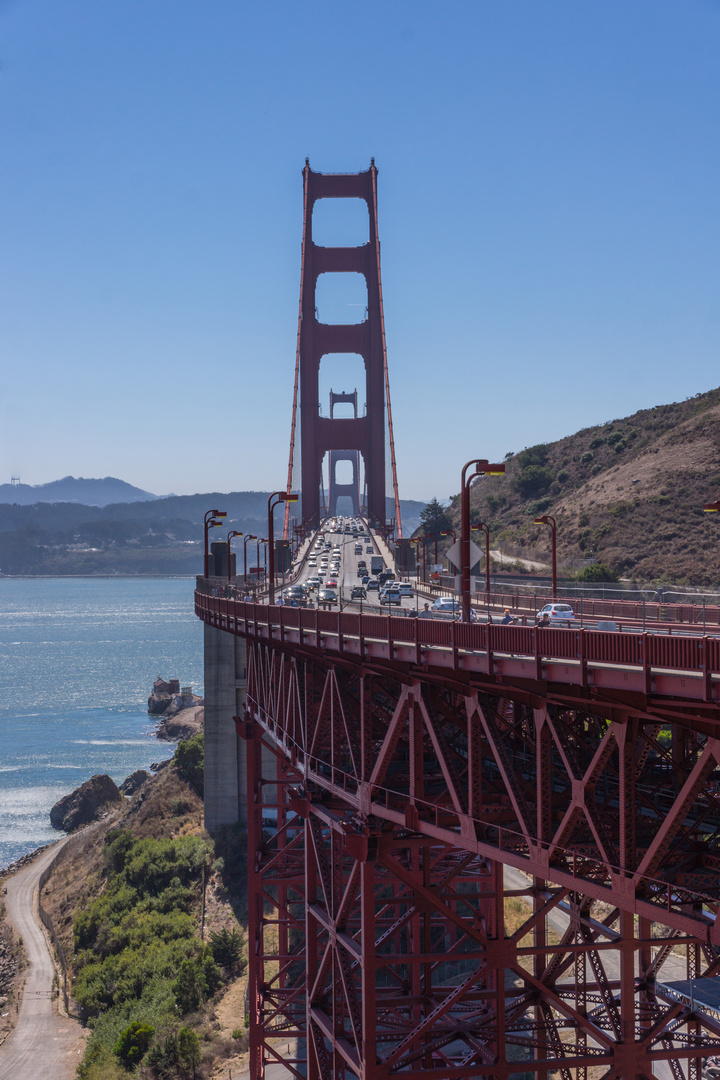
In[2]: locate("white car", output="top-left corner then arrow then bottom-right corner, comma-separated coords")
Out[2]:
536,603 -> 575,626
397,583 -> 414,597
379,585 -> 402,606
431,597 -> 461,614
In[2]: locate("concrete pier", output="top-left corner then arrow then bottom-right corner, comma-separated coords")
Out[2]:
203,619 -> 248,830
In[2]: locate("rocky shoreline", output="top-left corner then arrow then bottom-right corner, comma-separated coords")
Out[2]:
46,678 -> 205,836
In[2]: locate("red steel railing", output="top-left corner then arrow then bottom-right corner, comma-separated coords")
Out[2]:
196,591 -> 720,697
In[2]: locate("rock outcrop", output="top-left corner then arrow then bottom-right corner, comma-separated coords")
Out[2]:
119,770 -> 152,796
155,705 -> 204,742
148,677 -> 203,717
49,774 -> 122,832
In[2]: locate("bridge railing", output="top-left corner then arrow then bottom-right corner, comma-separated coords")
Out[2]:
196,591 -> 720,690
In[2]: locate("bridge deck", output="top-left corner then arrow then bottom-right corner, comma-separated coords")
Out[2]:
196,589 -> 720,710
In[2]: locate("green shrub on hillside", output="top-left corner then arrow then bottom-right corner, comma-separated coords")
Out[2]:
514,465 -> 553,498
174,732 -> 204,796
576,563 -> 620,583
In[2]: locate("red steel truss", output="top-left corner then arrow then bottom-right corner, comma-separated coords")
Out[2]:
197,592 -> 720,1078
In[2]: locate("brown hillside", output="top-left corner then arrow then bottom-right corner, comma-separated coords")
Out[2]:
453,386 -> 720,586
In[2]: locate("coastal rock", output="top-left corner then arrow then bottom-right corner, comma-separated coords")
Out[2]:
156,705 -> 204,742
148,677 -> 203,717
49,774 -> 122,833
119,770 -> 152,796
147,677 -> 180,715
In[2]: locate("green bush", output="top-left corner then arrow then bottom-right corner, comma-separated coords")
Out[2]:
114,1020 -> 155,1069
174,732 -> 204,796
591,464 -> 603,476
209,926 -> 245,972
556,470 -> 569,483
514,465 -> 553,498
606,431 -> 624,446
589,436 -> 605,449
517,444 -> 549,468
576,563 -> 620,583
580,452 -> 593,464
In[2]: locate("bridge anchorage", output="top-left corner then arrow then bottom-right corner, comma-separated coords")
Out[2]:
197,160 -> 720,1079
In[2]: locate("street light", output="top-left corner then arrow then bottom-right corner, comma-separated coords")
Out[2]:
534,514 -> 557,597
461,459 -> 505,622
268,491 -> 298,603
471,522 -> 491,597
256,537 -> 267,585
204,509 -> 227,578
243,535 -> 257,585
226,530 -> 243,584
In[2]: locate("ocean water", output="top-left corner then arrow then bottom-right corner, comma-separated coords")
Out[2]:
0,577 -> 203,870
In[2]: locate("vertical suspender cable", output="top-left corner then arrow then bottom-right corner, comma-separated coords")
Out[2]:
371,163 -> 403,538
284,163 -> 310,539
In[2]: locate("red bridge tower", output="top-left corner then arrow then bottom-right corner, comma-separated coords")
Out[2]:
285,160 -> 402,535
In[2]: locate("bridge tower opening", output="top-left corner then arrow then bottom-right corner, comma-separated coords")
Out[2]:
284,160 -> 402,535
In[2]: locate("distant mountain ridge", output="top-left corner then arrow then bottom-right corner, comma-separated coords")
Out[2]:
0,476 -> 158,507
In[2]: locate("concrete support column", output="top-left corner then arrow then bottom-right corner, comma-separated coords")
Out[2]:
203,622 -> 248,830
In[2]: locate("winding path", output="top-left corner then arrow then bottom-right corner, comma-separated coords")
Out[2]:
0,841 -> 85,1080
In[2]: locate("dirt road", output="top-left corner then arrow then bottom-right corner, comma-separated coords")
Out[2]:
0,841 -> 85,1080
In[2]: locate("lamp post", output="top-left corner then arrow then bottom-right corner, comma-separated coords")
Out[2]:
255,537 -> 263,584
471,522 -> 491,597
268,491 -> 298,603
534,514 -> 557,597
461,459 -> 505,622
258,539 -> 268,584
203,509 -> 227,578
226,530 -> 243,584
243,535 -> 257,585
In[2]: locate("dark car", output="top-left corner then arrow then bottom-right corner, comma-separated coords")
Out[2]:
367,579 -> 379,591
351,586 -> 367,600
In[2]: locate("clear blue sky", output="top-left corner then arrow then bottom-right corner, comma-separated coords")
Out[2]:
2,0 -> 718,503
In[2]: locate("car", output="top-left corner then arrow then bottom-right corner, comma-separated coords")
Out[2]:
380,586 -> 402,606
306,577 -> 322,590
365,546 -> 373,554
326,578 -> 338,588
431,597 -> 461,614
317,588 -> 338,603
397,583 -> 414,597
361,575 -> 370,585
282,585 -> 308,606
354,545 -> 363,554
351,586 -> 367,600
308,558 -> 317,567
378,572 -> 395,586
367,579 -> 379,591
536,603 -> 575,626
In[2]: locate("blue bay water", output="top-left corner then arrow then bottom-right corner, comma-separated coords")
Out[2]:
0,577 -> 203,870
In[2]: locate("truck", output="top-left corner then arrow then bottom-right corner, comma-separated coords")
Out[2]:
370,555 -> 384,576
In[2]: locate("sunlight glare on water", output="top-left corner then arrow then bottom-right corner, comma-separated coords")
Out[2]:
0,578 -> 203,869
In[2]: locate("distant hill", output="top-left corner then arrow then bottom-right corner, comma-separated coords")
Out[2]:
452,386 -> 720,586
0,476 -> 158,507
0,487 -> 429,576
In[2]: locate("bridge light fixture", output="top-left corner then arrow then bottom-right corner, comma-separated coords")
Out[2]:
204,509 -> 228,578
226,530 -> 243,583
460,460 -> 505,622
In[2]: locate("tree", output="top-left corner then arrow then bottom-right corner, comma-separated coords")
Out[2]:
113,1021 -> 154,1069
419,498 -> 454,537
177,1027 -> 202,1079
209,926 -> 244,971
174,732 -> 204,795
576,563 -> 620,583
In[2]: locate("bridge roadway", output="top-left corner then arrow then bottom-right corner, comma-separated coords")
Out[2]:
199,519 -> 720,1078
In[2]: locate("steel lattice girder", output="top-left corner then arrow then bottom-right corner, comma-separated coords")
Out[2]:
242,638 -> 720,1078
